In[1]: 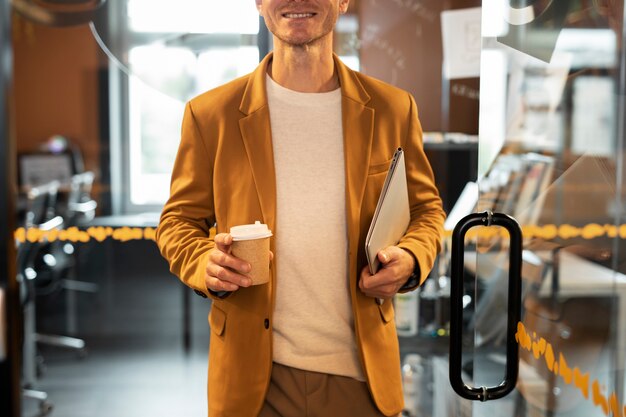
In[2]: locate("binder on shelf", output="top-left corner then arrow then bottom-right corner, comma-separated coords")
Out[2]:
365,147 -> 410,274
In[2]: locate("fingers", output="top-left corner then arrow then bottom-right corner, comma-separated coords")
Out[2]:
358,248 -> 397,295
206,276 -> 238,292
209,246 -> 251,275
205,257 -> 251,292
205,266 -> 250,292
358,257 -> 407,299
377,246 -> 410,268
205,234 -> 253,292
377,248 -> 391,265
215,233 -> 233,253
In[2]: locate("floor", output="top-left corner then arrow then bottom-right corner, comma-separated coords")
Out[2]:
21,239 -> 212,417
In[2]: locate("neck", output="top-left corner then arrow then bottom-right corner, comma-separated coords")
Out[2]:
268,38 -> 339,93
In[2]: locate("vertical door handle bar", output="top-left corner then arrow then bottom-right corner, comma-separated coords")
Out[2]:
449,211 -> 522,401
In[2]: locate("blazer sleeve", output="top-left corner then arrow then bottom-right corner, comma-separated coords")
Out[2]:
396,93 -> 446,286
156,101 -> 217,298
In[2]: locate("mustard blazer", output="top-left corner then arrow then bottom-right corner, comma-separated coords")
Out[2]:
156,53 -> 445,417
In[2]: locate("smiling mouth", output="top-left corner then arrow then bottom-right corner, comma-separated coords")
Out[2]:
283,12 -> 316,18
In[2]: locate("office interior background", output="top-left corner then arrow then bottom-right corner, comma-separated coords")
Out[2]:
1,0 -> 626,416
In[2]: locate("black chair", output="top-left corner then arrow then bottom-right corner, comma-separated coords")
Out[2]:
18,181 -> 61,415
51,171 -> 99,336
18,173 -> 98,414
33,172 -> 98,348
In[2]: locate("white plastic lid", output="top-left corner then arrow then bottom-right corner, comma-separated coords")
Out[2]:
230,221 -> 273,241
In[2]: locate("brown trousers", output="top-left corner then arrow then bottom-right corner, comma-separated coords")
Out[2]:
258,362 -> 398,417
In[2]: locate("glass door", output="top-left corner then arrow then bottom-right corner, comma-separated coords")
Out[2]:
448,1 -> 626,416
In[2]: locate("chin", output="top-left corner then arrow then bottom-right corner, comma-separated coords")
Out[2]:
278,33 -> 323,48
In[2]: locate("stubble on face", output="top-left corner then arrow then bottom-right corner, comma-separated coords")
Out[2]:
262,1 -> 343,49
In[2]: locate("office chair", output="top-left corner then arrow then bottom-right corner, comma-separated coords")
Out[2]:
33,171 -> 98,349
56,171 -> 99,336
17,171 -> 97,416
18,181 -> 61,415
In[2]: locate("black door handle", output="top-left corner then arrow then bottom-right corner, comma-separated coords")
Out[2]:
449,211 -> 522,401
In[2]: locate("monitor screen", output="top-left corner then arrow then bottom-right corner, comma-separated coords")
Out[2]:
19,153 -> 73,188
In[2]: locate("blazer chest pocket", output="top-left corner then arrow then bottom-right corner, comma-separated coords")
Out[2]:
368,158 -> 394,176
363,157 -> 394,214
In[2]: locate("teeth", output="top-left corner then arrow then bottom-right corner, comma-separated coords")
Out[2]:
284,13 -> 314,18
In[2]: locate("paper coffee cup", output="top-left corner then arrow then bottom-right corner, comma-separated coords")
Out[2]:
230,221 -> 273,285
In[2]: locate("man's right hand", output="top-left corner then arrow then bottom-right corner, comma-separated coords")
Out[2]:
204,233 -> 253,292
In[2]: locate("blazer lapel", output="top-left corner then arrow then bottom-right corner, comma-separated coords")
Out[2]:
239,54 -> 277,231
334,55 -> 375,256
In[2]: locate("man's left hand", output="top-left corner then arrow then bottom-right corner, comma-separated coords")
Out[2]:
359,246 -> 415,300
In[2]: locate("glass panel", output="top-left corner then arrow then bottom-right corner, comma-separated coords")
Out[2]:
466,1 -> 626,416
125,45 -> 259,205
87,1 -> 360,211
88,1 -> 262,211
92,0 -> 260,84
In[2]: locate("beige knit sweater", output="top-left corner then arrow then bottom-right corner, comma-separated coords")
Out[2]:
266,75 -> 364,380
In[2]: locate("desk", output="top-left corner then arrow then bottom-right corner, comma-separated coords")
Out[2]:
87,213 -> 160,229
86,214 -> 194,354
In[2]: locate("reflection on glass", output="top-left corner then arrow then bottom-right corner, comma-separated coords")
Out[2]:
335,13 -> 360,70
196,47 -> 260,92
127,45 -> 259,205
128,46 -> 197,100
571,76 -> 616,157
90,1 -> 361,211
477,48 -> 507,178
128,75 -> 183,205
471,1 -> 624,416
91,1 -> 262,209
481,0 -> 508,37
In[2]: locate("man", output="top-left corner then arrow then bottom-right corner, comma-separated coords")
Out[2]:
156,0 -> 445,415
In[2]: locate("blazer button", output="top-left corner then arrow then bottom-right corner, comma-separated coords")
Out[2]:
264,318 -> 270,329
194,289 -> 208,298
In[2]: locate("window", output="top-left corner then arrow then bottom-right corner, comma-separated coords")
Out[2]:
97,0 -> 264,212
126,44 -> 260,205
